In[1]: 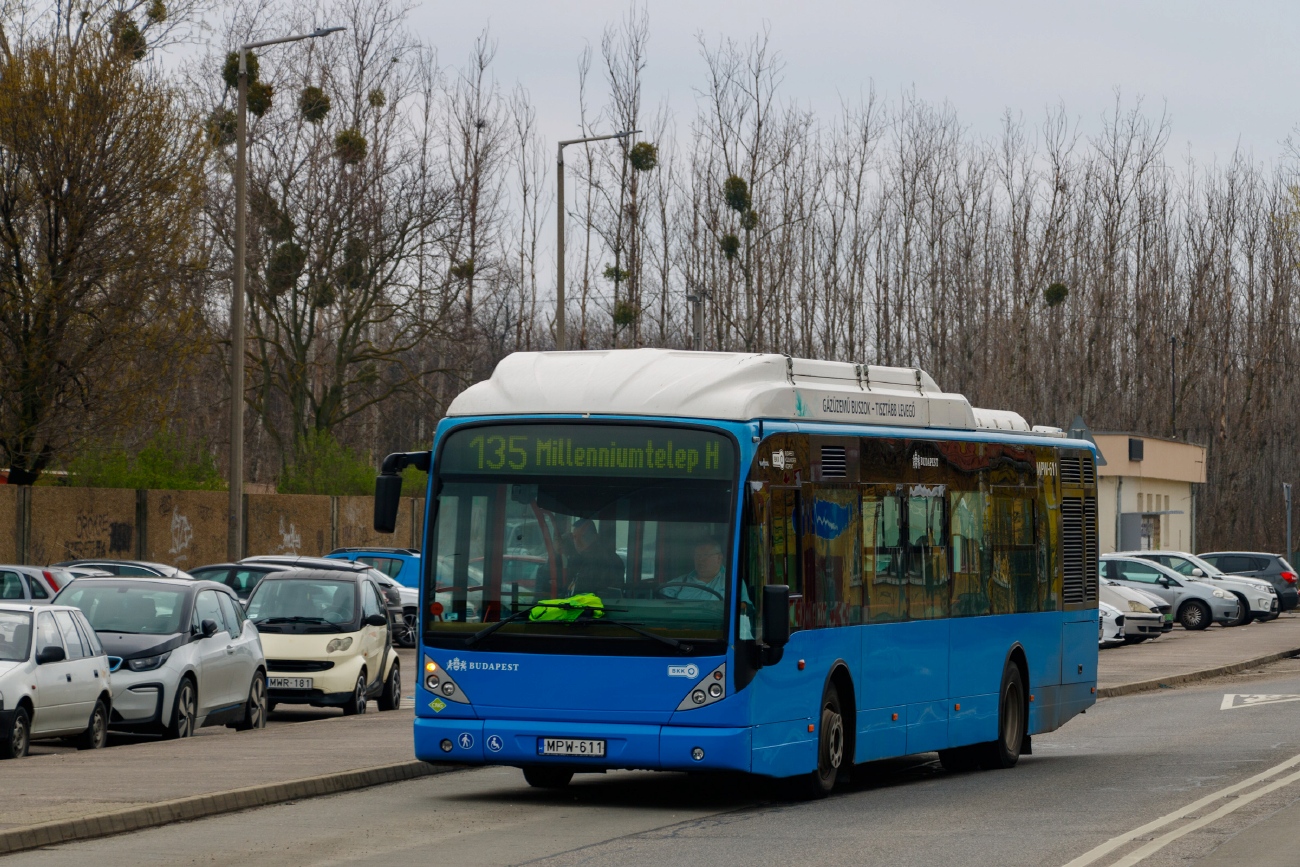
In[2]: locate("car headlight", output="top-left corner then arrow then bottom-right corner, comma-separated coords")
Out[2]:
326,637 -> 353,652
126,652 -> 171,672
1212,589 -> 1229,599
1127,600 -> 1152,613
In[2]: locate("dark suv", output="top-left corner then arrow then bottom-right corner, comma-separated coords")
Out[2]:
1198,552 -> 1299,612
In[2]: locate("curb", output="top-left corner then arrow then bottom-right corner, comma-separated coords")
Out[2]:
1097,646 -> 1300,698
0,759 -> 457,857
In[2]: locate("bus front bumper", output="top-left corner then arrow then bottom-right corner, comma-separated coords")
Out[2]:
415,716 -> 752,772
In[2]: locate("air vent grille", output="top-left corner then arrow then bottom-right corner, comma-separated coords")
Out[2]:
820,446 -> 847,478
1060,457 -> 1082,486
1061,495 -> 1099,606
1083,496 -> 1099,601
1062,497 -> 1085,605
1082,456 -> 1096,486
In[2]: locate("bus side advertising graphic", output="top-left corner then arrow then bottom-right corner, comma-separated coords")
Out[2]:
439,424 -> 734,479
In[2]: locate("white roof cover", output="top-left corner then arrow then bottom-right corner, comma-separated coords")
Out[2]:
447,349 -> 1028,431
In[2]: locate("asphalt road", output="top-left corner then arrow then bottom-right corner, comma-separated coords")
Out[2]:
25,648 -> 418,758
12,655 -> 1300,867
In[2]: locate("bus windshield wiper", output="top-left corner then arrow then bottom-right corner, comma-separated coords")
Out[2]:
464,603 -> 693,653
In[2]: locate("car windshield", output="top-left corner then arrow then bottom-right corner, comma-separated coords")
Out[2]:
56,584 -> 188,635
0,611 -> 31,661
246,578 -> 357,633
428,423 -> 737,653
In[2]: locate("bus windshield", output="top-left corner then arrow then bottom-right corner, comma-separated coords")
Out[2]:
427,423 -> 738,652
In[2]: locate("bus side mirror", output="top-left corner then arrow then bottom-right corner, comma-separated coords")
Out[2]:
374,451 -> 431,533
762,584 -> 790,665
374,474 -> 403,533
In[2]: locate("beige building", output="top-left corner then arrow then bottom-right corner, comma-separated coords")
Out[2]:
1093,433 -> 1207,554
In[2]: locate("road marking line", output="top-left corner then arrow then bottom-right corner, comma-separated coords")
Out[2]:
1104,767 -> 1300,867
1220,693 -> 1300,710
1060,750 -> 1300,867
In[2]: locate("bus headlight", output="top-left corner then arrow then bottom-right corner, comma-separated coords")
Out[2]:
676,662 -> 728,711
422,655 -> 471,705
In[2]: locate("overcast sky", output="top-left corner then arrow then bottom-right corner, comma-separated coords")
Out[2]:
404,0 -> 1295,166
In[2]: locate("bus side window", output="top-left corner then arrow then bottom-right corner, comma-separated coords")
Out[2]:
906,492 -> 949,620
769,487 -> 803,632
950,491 -> 990,617
742,483 -> 768,643
810,486 -> 860,627
863,489 -> 905,623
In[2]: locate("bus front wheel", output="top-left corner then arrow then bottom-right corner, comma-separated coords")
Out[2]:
522,766 -> 573,789
785,683 -> 845,800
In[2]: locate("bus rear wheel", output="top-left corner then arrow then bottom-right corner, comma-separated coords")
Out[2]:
982,661 -> 1025,769
522,766 -> 573,789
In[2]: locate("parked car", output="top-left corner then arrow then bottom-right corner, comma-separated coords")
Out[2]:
1099,601 -> 1125,648
189,562 -> 294,603
1101,555 -> 1239,629
1121,550 -> 1278,625
327,547 -> 420,587
243,555 -> 415,647
243,569 -> 401,715
54,578 -> 266,737
1198,551 -> 1300,612
1099,581 -> 1165,642
0,567 -> 59,604
51,560 -> 197,580
0,602 -> 111,758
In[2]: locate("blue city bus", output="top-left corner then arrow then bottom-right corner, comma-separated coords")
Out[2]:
373,351 -> 1100,797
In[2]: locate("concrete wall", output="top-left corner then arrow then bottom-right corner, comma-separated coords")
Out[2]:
146,491 -> 228,570
4,488 -> 425,568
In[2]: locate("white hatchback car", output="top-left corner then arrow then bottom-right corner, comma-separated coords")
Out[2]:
0,603 -> 112,758
245,569 -> 401,715
55,578 -> 267,737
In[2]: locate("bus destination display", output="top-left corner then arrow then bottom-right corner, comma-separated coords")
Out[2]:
439,424 -> 733,479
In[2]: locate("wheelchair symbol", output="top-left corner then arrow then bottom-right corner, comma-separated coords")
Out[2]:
457,732 -> 474,750
486,735 -> 503,753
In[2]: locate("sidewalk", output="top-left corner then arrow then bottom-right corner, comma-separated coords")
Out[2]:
0,709 -> 422,834
1098,611 -> 1300,695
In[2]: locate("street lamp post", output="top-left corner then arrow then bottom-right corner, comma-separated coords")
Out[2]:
229,25 -> 344,560
555,129 -> 638,351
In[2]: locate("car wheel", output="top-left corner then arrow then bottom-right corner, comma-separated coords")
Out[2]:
235,671 -> 268,731
77,699 -> 109,750
342,672 -> 368,716
522,766 -> 574,789
786,683 -> 845,799
165,678 -> 198,739
981,661 -> 1025,770
1,705 -> 30,759
378,662 -> 401,711
1179,600 -> 1211,630
397,609 -> 418,648
1230,594 -> 1252,626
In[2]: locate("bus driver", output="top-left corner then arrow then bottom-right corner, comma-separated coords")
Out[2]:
661,539 -> 753,638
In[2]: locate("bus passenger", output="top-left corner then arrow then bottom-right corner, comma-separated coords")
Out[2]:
564,519 -> 624,596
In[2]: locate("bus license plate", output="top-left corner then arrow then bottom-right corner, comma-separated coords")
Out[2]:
268,677 -> 312,690
538,737 -> 606,757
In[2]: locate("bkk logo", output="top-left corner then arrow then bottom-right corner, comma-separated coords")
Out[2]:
668,664 -> 699,678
